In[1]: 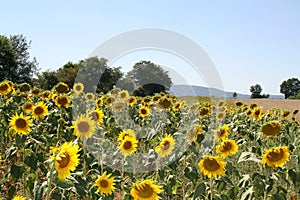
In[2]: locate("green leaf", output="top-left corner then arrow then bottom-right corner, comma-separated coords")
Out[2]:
8,186 -> 16,199
193,182 -> 206,198
288,169 -> 300,186
25,154 -> 38,170
10,164 -> 25,182
33,181 -> 47,200
55,178 -> 74,190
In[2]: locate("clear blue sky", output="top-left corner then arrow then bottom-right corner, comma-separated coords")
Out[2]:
1,0 -> 300,95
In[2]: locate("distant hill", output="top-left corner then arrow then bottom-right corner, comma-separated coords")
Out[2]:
169,85 -> 284,99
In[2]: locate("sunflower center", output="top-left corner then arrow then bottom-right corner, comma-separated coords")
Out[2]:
267,149 -> 284,162
0,84 -> 8,91
141,109 -> 147,115
221,141 -> 232,152
254,110 -> 260,116
123,141 -> 132,150
120,93 -> 127,99
91,112 -> 99,121
100,179 -> 109,188
203,158 -> 220,171
162,140 -> 170,151
57,152 -> 70,168
135,184 -> 154,198
75,85 -> 82,91
218,129 -> 225,137
58,97 -> 68,105
16,118 -> 27,128
24,104 -> 32,110
34,107 -> 44,115
77,122 -> 90,133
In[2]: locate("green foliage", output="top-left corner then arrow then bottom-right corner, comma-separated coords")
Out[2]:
34,70 -> 59,90
0,34 -> 38,84
250,84 -> 269,98
280,77 -> 300,99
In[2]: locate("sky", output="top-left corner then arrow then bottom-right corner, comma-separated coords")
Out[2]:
1,0 -> 300,95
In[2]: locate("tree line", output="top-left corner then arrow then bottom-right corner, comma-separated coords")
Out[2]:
1,34 -> 300,98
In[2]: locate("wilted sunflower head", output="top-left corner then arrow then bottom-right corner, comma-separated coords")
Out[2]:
261,121 -> 281,136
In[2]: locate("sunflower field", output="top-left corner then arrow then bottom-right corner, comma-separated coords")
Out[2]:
0,80 -> 299,200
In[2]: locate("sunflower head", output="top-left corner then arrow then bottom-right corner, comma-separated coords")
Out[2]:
31,88 -> 41,97
13,196 -> 26,200
118,90 -> 129,101
54,82 -> 69,94
118,135 -> 138,157
157,97 -> 172,110
155,134 -> 176,158
9,113 -> 32,135
198,155 -> 226,178
85,93 -> 95,102
252,107 -> 263,120
19,83 -> 31,92
32,102 -> 48,119
282,110 -> 291,119
235,101 -> 243,107
128,96 -> 137,106
72,115 -> 97,139
172,102 -> 181,111
22,102 -> 34,113
55,94 -> 71,108
216,111 -> 226,121
214,124 -> 229,141
262,146 -> 290,169
216,139 -> 239,158
105,96 -> 115,106
113,102 -> 126,112
89,109 -> 104,124
73,82 -> 84,95
131,179 -> 163,200
94,171 -> 116,196
187,125 -> 202,142
0,81 -> 11,95
139,106 -> 150,118
53,141 -> 80,180
118,129 -> 136,141
198,107 -> 211,118
41,91 -> 53,100
261,121 -> 281,136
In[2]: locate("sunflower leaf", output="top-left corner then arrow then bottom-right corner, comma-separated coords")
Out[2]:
238,152 -> 261,163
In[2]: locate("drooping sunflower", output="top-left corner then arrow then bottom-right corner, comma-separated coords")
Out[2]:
22,102 -> 34,113
118,129 -> 136,141
216,139 -> 239,158
198,155 -> 226,178
54,94 -> 71,108
155,134 -> 176,158
72,115 -> 96,139
73,82 -> 84,95
139,106 -> 150,118
32,102 -> 49,120
94,171 -> 116,196
157,97 -> 172,110
118,136 -> 138,157
252,107 -> 263,120
187,125 -> 202,142
118,90 -> 129,101
54,82 -> 69,94
13,196 -> 26,200
53,141 -> 80,180
213,124 -> 229,141
89,109 -> 104,124
9,113 -> 32,135
261,121 -> 281,136
262,146 -> 290,168
131,179 -> 163,200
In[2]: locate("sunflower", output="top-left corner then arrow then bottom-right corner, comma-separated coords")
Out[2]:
118,136 -> 138,157
128,96 -> 137,106
216,139 -> 239,158
198,107 -> 211,118
252,107 -> 263,120
13,196 -> 26,200
158,97 -> 172,110
262,146 -> 290,168
131,179 -> 163,200
73,82 -> 84,95
19,83 -> 31,92
54,82 -> 69,94
216,111 -> 225,121
9,113 -> 32,135
198,155 -> 226,178
22,102 -> 34,113
187,125 -> 202,142
172,102 -> 181,111
293,109 -> 299,115
217,101 -> 226,109
85,93 -> 95,102
32,102 -> 48,120
118,90 -> 129,101
235,101 -> 243,107
95,97 -> 104,107
94,171 -> 116,196
139,106 -> 150,118
113,102 -> 126,112
53,141 -> 80,180
246,109 -> 252,117
155,134 -> 176,158
213,124 -> 229,141
0,81 -> 11,95
261,121 -> 281,136
89,109 -> 104,124
31,88 -> 41,97
282,110 -> 291,119
250,103 -> 258,110
72,115 -> 96,139
105,96 -> 115,106
118,129 -> 136,141
55,94 -> 71,108
41,91 -> 53,100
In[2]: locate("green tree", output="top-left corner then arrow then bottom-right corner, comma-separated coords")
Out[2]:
56,61 -> 81,88
250,84 -> 269,98
0,34 -> 38,84
127,61 -> 172,96
280,77 -> 300,99
34,70 -> 59,90
232,92 -> 237,99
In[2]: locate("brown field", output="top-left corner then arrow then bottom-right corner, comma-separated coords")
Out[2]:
231,98 -> 300,122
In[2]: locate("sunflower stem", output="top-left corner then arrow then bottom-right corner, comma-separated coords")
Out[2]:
46,162 -> 54,200
210,178 -> 213,200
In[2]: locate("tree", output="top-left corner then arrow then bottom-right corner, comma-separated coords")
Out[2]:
280,77 -> 300,99
127,61 -> 172,96
34,70 -> 59,90
232,92 -> 237,99
56,61 -> 81,88
0,34 -> 38,84
250,84 -> 263,98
